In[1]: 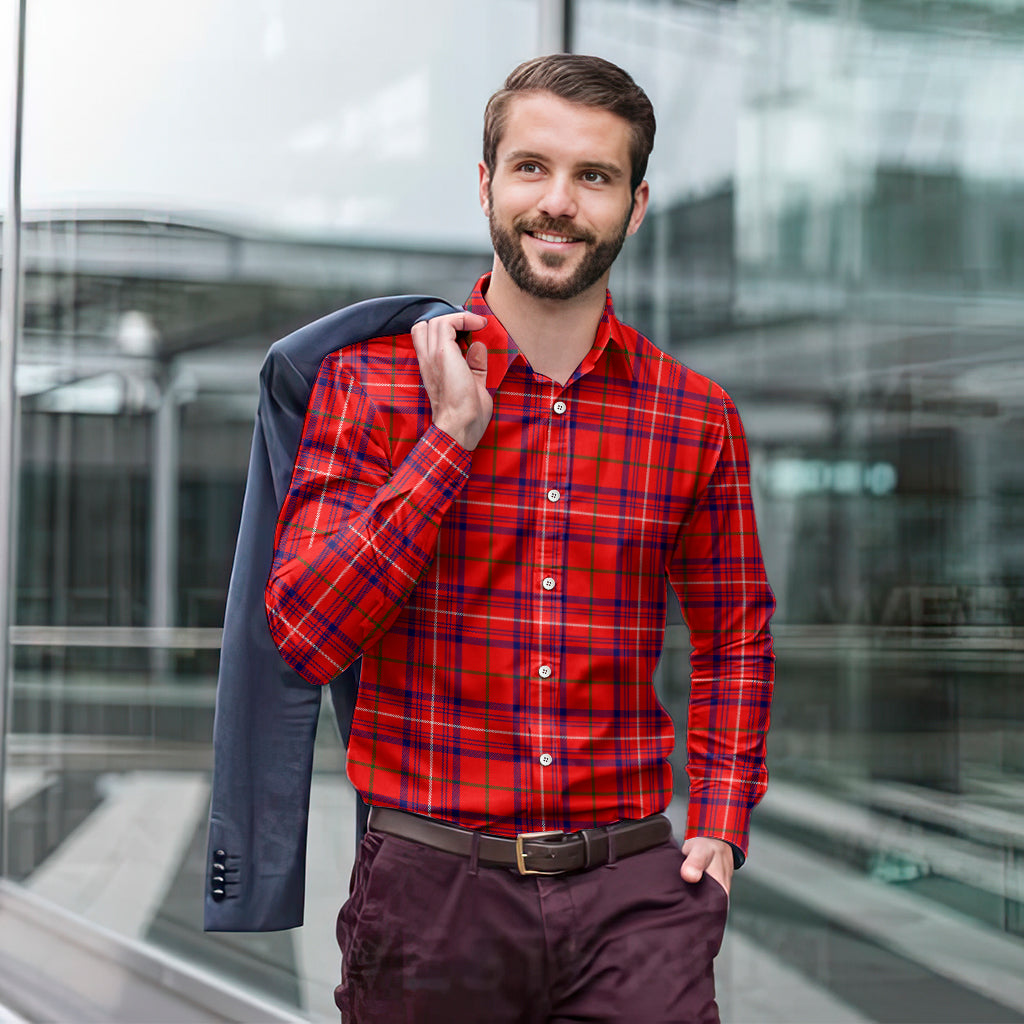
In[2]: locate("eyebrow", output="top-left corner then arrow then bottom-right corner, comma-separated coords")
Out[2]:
502,150 -> 626,181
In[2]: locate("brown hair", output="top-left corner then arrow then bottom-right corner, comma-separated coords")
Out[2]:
483,54 -> 656,193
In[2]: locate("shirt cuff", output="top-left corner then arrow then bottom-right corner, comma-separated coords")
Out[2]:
684,786 -> 754,864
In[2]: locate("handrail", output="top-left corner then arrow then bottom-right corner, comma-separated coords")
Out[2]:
9,625 -> 223,649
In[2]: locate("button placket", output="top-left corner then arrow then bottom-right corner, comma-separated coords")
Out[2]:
533,386 -> 571,825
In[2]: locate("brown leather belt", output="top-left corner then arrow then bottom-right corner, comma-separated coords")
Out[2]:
368,806 -> 673,876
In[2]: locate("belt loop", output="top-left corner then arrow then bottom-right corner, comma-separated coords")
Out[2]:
606,828 -> 618,869
468,831 -> 480,877
581,829 -> 594,870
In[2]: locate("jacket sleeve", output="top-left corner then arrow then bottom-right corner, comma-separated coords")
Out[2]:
265,350 -> 473,685
667,391 -> 775,861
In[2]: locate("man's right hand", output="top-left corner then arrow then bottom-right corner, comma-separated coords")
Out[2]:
411,311 -> 491,451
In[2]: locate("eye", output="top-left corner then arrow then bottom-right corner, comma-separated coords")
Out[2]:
517,162 -> 542,175
581,170 -> 608,184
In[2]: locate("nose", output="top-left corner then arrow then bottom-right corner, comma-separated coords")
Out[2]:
536,174 -> 578,220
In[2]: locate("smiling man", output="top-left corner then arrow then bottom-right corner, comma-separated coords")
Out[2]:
265,54 -> 775,1023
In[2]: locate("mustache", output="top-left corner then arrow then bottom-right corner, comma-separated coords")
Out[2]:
513,216 -> 595,245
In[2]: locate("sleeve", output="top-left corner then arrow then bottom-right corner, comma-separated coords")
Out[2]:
667,390 -> 775,861
265,351 -> 472,685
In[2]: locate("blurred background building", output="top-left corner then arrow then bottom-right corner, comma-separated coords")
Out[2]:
1,0 -> 1023,1021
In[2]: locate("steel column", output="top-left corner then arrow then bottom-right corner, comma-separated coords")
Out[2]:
537,0 -> 572,53
0,0 -> 28,877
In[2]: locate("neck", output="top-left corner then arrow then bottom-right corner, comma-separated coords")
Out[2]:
484,260 -> 608,386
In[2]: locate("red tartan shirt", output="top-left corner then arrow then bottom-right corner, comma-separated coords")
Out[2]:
266,274 -> 775,856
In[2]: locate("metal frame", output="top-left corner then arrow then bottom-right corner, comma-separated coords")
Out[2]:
538,0 -> 573,52
0,0 -> 27,880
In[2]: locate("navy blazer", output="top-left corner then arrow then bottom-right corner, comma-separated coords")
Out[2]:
204,295 -> 459,932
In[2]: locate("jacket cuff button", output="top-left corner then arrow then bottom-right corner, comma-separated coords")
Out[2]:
211,888 -> 226,902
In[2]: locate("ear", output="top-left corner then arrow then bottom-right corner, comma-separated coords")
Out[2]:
625,180 -> 650,237
478,161 -> 492,216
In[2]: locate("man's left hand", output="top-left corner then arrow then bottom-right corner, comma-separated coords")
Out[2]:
680,836 -> 734,895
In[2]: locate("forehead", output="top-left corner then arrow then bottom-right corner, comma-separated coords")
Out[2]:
497,91 -> 632,170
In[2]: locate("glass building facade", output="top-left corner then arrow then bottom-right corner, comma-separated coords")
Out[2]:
1,1 -> 1023,1020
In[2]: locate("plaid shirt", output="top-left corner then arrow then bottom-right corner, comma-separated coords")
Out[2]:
266,274 -> 774,856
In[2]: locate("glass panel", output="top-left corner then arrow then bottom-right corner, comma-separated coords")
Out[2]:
576,1 -> 1024,1020
11,1 -> 538,1018
0,2 -> 12,216
20,0 -> 540,248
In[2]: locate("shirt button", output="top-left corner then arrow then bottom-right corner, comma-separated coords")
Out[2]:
539,753 -> 553,766
538,665 -> 552,679
542,577 -> 556,591
547,489 -> 560,503
553,401 -> 567,415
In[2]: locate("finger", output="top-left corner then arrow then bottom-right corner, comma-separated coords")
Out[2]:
416,311 -> 487,340
433,312 -> 488,347
466,340 -> 488,375
425,314 -> 461,356
452,311 -> 488,333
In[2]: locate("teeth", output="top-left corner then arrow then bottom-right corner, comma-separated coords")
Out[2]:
533,232 -> 575,244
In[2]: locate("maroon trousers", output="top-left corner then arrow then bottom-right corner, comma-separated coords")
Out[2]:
336,829 -> 729,1023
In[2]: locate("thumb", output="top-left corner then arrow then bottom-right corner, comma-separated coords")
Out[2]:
466,340 -> 488,376
680,844 -> 710,883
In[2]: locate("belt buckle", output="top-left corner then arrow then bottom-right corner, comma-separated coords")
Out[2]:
515,830 -> 565,876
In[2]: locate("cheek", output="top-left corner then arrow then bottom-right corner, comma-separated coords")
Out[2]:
492,180 -> 544,212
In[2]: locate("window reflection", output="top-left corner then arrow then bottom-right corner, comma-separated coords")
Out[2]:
7,2 -> 530,1018
580,0 -> 1024,1020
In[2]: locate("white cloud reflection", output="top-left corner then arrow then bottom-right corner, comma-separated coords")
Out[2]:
15,0 -> 537,245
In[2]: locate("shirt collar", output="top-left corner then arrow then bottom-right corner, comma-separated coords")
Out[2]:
463,273 -> 636,390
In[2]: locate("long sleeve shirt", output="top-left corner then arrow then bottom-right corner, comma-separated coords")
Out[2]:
265,274 -> 775,856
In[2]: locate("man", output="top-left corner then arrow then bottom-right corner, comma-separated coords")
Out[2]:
265,54 -> 774,1023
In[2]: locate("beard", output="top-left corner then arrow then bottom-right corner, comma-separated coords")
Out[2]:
488,189 -> 631,301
